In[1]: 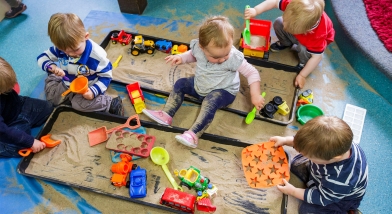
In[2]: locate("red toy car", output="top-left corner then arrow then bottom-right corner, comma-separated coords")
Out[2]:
111,30 -> 132,46
160,188 -> 196,213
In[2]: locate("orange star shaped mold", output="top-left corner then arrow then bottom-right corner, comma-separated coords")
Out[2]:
241,141 -> 290,188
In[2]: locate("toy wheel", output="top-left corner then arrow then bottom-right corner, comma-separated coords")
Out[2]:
126,181 -> 130,188
147,49 -> 154,55
205,177 -> 211,184
263,51 -> 269,60
131,49 -> 140,56
132,164 -> 137,170
112,41 -> 117,44
122,42 -> 126,46
180,181 -> 192,190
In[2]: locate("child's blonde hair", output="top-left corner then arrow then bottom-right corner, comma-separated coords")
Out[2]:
0,57 -> 17,94
294,116 -> 353,160
283,0 -> 325,34
48,13 -> 86,51
198,16 -> 234,48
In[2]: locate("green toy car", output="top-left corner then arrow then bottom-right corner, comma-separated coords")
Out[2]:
174,166 -> 212,195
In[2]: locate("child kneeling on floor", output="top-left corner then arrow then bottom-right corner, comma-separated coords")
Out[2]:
37,13 -> 124,116
143,15 -> 265,148
0,57 -> 54,157
270,116 -> 368,213
245,0 -> 335,89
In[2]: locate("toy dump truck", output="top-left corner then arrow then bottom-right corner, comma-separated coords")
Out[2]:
111,30 -> 132,46
129,35 -> 155,56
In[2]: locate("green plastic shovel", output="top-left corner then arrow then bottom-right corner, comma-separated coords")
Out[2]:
245,92 -> 266,124
243,5 -> 251,45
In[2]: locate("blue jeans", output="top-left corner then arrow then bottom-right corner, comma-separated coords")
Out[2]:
163,77 -> 236,136
0,97 -> 54,157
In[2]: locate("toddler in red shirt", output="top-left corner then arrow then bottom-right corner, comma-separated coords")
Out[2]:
245,0 -> 335,88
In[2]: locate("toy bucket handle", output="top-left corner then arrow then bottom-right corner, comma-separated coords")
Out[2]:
18,148 -> 32,157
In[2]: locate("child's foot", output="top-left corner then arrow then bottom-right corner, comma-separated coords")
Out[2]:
175,131 -> 198,148
142,109 -> 172,126
5,2 -> 27,18
270,41 -> 290,52
109,96 -> 124,116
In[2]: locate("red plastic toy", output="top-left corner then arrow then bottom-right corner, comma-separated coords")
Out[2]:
241,19 -> 272,59
196,198 -> 216,213
126,82 -> 145,104
111,30 -> 132,46
160,187 -> 196,213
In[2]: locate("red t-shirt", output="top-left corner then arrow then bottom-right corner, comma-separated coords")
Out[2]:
279,0 -> 335,54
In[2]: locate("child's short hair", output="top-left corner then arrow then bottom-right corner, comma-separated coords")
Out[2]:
198,15 -> 234,48
48,13 -> 86,51
294,116 -> 353,160
283,0 -> 325,34
0,57 -> 17,94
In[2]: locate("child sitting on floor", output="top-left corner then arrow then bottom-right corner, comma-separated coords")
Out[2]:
270,116 -> 368,213
142,15 -> 265,148
37,13 -> 124,116
0,57 -> 54,157
245,0 -> 335,88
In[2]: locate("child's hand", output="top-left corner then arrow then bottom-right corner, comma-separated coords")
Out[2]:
269,136 -> 293,147
277,179 -> 295,195
82,88 -> 94,100
31,139 -> 46,153
244,7 -> 257,19
165,55 -> 182,65
49,65 -> 66,77
295,74 -> 306,89
251,93 -> 265,111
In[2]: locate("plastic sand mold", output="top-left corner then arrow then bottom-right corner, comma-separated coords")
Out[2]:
241,141 -> 290,188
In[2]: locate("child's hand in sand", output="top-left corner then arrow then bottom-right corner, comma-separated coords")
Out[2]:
165,55 -> 182,65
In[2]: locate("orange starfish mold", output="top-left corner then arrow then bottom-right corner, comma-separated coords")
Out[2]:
241,141 -> 290,188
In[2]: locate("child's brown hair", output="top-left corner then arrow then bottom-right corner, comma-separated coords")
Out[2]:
294,116 -> 353,160
48,13 -> 86,51
283,0 -> 325,35
0,57 -> 17,94
198,15 -> 234,48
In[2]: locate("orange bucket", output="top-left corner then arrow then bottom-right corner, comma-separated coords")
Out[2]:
61,76 -> 88,96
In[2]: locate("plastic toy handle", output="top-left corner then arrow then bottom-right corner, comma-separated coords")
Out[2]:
161,164 -> 183,192
18,148 -> 32,157
106,114 -> 141,133
245,5 -> 251,29
61,89 -> 71,97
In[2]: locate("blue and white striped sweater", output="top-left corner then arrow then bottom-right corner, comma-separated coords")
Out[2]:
304,143 -> 368,206
37,39 -> 112,97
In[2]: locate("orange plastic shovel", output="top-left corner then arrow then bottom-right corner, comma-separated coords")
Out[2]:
18,134 -> 61,157
61,76 -> 88,96
88,114 -> 141,146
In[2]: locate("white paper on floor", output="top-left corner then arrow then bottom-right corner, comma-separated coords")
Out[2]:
342,104 -> 367,144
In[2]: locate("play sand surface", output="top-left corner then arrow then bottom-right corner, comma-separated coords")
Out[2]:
23,110 -> 299,214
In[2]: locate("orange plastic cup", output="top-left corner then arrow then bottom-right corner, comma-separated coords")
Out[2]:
111,161 -> 129,174
61,76 -> 88,96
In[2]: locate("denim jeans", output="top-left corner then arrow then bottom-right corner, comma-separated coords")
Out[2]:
163,77 -> 236,136
0,97 -> 54,157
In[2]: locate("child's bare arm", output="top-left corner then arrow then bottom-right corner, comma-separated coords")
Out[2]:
295,54 -> 323,88
277,179 -> 305,200
269,136 -> 294,147
245,0 -> 280,19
